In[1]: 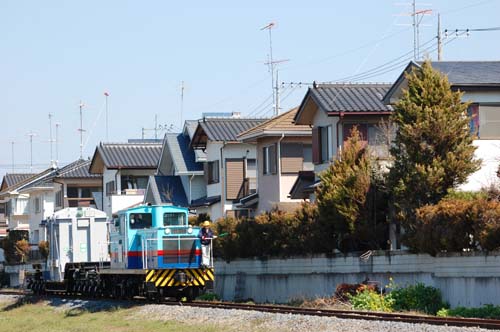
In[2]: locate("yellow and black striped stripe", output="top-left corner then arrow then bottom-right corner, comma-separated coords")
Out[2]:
145,268 -> 214,288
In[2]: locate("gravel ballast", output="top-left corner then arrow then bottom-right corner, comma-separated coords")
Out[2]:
0,295 -> 495,332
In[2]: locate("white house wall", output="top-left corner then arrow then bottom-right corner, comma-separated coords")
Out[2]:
459,140 -> 500,191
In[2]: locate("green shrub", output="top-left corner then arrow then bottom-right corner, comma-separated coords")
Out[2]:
414,198 -> 500,255
437,304 -> 500,319
388,282 -> 447,315
196,292 -> 220,301
348,289 -> 394,312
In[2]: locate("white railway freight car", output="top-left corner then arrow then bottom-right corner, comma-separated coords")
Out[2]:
46,207 -> 109,281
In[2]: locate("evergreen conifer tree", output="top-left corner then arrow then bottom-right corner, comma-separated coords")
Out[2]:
315,126 -> 371,252
387,60 -> 480,248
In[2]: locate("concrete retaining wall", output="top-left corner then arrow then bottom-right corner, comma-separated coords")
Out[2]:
214,251 -> 500,308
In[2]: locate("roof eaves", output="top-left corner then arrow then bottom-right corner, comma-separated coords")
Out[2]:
382,61 -> 419,104
294,88 -> 312,123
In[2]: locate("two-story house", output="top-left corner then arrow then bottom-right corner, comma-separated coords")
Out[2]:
0,168 -> 57,234
189,116 -> 266,220
144,124 -> 205,207
383,61 -> 500,191
0,173 -> 35,238
237,108 -> 313,214
89,141 -> 162,217
52,159 -> 103,211
293,83 -> 393,198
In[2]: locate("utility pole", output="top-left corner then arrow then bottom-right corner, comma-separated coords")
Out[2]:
78,101 -> 85,159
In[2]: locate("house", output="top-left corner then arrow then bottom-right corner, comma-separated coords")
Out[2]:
144,122 -> 206,207
89,141 -> 162,217
51,159 -> 103,211
1,159 -> 103,260
0,173 -> 35,238
384,61 -> 500,191
293,83 -> 393,198
190,116 -> 266,220
0,168 -> 57,235
237,108 -> 313,214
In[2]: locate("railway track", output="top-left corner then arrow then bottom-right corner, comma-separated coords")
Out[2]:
3,289 -> 500,330
182,301 -> 500,330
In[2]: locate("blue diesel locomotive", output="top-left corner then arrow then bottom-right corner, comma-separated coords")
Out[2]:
29,204 -> 214,301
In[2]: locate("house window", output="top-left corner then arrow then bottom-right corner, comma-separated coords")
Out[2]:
121,176 -> 148,190
246,159 -> 257,192
281,143 -> 303,174
208,160 -> 219,184
320,126 -> 333,163
106,181 -> 116,196
303,144 -> 313,170
34,197 -> 41,213
478,105 -> 500,139
263,144 -> 277,175
55,190 -> 63,207
15,197 -> 29,215
67,187 -> 78,198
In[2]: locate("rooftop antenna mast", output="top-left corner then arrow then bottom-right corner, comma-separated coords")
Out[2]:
104,92 -> 110,141
48,113 -> 54,165
78,101 -> 86,159
180,81 -> 185,129
11,141 -> 14,172
27,131 -> 37,172
55,123 -> 60,164
411,0 -> 432,60
261,22 -> 288,116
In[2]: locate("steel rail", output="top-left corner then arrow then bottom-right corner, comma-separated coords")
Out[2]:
3,289 -> 500,330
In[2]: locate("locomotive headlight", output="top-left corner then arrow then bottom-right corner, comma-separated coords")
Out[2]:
164,228 -> 171,235
187,226 -> 193,234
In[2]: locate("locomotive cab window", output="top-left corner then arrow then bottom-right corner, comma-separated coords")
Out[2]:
163,212 -> 186,226
129,213 -> 152,229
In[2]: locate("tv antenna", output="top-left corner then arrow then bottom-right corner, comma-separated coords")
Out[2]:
396,1 -> 432,60
55,123 -> 60,164
261,22 -> 289,116
78,101 -> 86,159
26,131 -> 37,172
48,113 -> 54,165
180,81 -> 185,129
104,92 -> 110,141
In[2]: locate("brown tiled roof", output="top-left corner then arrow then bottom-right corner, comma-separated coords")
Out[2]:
238,108 -> 311,141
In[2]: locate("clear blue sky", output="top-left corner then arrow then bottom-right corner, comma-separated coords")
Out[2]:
1,0 -> 499,179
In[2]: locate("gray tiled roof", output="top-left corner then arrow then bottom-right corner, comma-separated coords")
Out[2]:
55,159 -> 101,178
197,118 -> 267,142
184,120 -> 199,140
95,142 -> 162,169
165,134 -> 203,174
309,84 -> 393,113
0,168 -> 56,195
422,61 -> 500,85
1,173 -> 36,189
14,168 -> 58,193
